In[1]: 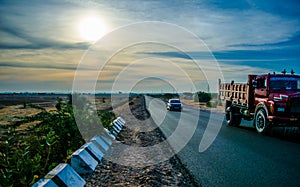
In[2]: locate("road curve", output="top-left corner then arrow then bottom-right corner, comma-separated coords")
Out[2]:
145,96 -> 300,187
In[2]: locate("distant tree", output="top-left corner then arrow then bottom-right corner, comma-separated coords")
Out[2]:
194,91 -> 212,102
164,93 -> 179,99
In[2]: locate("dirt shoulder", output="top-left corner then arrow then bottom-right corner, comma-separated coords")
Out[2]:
85,96 -> 199,187
181,98 -> 225,113
0,95 -> 199,186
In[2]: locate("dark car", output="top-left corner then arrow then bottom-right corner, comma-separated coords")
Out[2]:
167,99 -> 182,111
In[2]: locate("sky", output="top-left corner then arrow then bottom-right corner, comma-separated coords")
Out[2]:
0,0 -> 299,93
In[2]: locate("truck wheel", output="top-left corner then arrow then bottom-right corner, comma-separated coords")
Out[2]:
225,101 -> 232,112
255,109 -> 270,135
226,107 -> 242,126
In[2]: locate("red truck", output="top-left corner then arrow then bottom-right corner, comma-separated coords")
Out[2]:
218,70 -> 300,134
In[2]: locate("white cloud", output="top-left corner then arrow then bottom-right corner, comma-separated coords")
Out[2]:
0,0 -> 299,92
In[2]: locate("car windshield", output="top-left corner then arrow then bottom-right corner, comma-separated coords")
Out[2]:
270,77 -> 300,91
170,100 -> 181,103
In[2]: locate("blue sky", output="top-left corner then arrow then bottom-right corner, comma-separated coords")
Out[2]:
0,0 -> 299,92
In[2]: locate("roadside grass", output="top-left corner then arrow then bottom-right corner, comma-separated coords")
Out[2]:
0,95 -> 116,186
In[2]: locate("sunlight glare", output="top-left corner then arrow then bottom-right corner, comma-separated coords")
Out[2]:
79,16 -> 108,42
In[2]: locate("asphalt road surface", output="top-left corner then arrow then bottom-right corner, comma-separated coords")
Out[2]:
145,96 -> 300,187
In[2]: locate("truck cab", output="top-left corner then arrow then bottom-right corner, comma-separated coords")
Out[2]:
253,73 -> 300,130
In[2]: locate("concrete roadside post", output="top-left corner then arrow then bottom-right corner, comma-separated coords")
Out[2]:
71,148 -> 98,175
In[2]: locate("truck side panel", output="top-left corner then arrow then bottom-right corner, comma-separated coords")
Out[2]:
218,81 -> 249,106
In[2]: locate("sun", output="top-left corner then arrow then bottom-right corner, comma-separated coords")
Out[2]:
79,16 -> 108,42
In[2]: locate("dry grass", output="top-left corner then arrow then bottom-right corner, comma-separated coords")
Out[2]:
0,105 -> 42,126
0,95 -> 126,136
180,98 -> 225,114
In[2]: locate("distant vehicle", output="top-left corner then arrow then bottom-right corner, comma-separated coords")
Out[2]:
218,69 -> 300,134
167,99 -> 182,111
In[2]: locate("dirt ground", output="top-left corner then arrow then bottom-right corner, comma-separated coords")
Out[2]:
180,98 -> 224,112
85,96 -> 198,186
0,94 -> 198,186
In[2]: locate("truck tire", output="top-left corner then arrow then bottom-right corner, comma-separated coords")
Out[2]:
226,107 -> 242,126
225,101 -> 232,112
255,109 -> 270,135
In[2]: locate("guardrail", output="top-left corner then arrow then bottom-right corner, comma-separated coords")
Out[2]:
32,117 -> 126,187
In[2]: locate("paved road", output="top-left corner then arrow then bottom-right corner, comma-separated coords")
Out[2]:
145,96 -> 300,187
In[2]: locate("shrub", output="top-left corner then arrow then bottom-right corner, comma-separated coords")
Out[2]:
0,95 -> 115,186
194,91 -> 212,103
99,111 -> 116,130
206,101 -> 217,108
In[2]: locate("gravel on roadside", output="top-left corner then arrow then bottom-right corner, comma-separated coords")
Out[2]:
84,96 -> 199,187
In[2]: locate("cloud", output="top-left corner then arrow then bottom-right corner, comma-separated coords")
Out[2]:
0,48 -> 92,73
0,62 -> 78,71
0,40 -> 91,50
69,0 -> 300,50
140,49 -> 298,63
139,51 -> 192,60
165,1 -> 300,50
1,0 -> 300,51
228,32 -> 300,49
0,0 -> 93,50
0,22 -> 91,50
0,66 -> 75,92
136,48 -> 300,83
0,0 -> 300,92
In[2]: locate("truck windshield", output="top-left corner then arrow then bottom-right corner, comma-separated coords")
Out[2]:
270,77 -> 300,91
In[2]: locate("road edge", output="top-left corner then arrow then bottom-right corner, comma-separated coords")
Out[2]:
143,95 -> 201,187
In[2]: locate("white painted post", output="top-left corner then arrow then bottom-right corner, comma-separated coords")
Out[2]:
112,125 -> 120,134
82,142 -> 104,163
100,132 -> 114,145
71,148 -> 98,175
44,163 -> 86,187
113,121 -> 122,131
31,178 -> 58,187
104,129 -> 116,140
118,117 -> 126,125
90,135 -> 109,153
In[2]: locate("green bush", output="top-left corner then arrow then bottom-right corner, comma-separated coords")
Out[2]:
194,91 -> 212,103
206,101 -> 217,108
99,111 -> 116,130
0,95 -> 115,186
